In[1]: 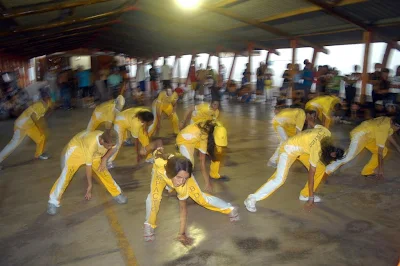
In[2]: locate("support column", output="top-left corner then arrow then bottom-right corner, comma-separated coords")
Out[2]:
290,39 -> 297,99
228,53 -> 237,85
361,31 -> 372,104
265,51 -> 270,65
177,56 -> 181,85
185,54 -> 194,87
206,53 -> 211,68
381,42 -> 392,68
311,48 -> 318,65
248,42 -> 254,84
173,55 -> 179,86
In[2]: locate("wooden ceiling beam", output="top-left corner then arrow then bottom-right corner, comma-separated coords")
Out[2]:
2,20 -> 120,45
305,0 -> 400,51
1,0 -> 114,19
0,0 -> 137,37
201,5 -> 328,53
221,0 -> 366,31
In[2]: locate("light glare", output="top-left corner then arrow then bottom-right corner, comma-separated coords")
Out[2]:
176,0 -> 200,9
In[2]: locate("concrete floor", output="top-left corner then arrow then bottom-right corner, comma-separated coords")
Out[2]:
0,100 -> 400,266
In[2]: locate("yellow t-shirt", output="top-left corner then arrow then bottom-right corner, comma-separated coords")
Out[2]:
114,107 -> 150,147
272,108 -> 306,132
191,103 -> 219,124
92,99 -> 117,122
280,125 -> 331,167
351,117 -> 393,148
156,91 -> 178,116
305,95 -> 340,117
66,130 -> 108,166
153,157 -> 189,200
176,123 -> 207,154
15,101 -> 49,130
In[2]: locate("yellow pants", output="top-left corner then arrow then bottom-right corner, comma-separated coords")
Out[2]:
0,126 -> 45,163
109,122 -> 130,162
48,148 -> 121,207
150,107 -> 179,135
269,125 -> 296,164
87,115 -> 112,131
249,153 -> 326,201
326,132 -> 388,176
145,171 -> 233,228
178,144 -> 222,180
297,154 -> 327,197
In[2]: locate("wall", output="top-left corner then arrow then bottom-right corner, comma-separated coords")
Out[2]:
69,56 -> 91,70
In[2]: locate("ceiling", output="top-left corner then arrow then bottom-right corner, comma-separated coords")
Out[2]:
0,0 -> 399,59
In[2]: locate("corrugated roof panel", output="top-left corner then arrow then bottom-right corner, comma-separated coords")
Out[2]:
1,0 -> 47,9
231,28 -> 277,40
337,0 -> 400,23
272,11 -> 350,35
73,0 -> 126,18
189,12 -> 247,31
227,0 -> 315,20
14,11 -> 60,26
304,30 -> 364,46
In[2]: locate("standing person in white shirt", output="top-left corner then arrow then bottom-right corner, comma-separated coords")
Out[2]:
136,62 -> 146,93
161,61 -> 172,89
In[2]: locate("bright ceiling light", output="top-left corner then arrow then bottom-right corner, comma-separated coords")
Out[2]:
176,0 -> 201,9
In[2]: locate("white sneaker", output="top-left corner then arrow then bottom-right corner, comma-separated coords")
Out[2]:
229,206 -> 240,222
267,160 -> 277,168
47,203 -> 58,215
107,162 -> 115,169
38,153 -> 50,160
114,194 -> 128,204
144,223 -> 155,242
299,195 -> 322,203
244,197 -> 257,212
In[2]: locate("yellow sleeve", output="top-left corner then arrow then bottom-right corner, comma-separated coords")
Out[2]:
84,141 -> 96,166
199,138 -> 207,154
296,110 -> 306,131
309,145 -> 321,167
177,187 -> 189,201
138,126 -> 150,147
375,123 -> 391,148
171,92 -> 178,105
214,109 -> 220,120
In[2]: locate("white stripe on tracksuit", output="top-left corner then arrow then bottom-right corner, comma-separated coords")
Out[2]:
48,146 -> 77,207
0,129 -> 24,163
325,132 -> 365,174
269,126 -> 288,165
250,151 -> 296,201
147,102 -> 158,134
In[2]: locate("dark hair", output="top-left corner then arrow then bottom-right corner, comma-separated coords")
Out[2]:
39,87 -> 50,100
198,120 -> 218,161
165,155 -> 193,179
136,111 -> 154,122
381,68 -> 389,73
320,137 -> 344,165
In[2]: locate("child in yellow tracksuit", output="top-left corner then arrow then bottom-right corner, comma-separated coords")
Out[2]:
86,95 -> 125,131
176,120 -> 228,193
325,116 -> 400,179
244,126 -> 344,212
180,101 -> 220,129
0,91 -> 52,170
47,129 -> 127,215
109,107 -> 161,167
305,95 -> 341,129
149,88 -> 179,136
143,150 -> 239,243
